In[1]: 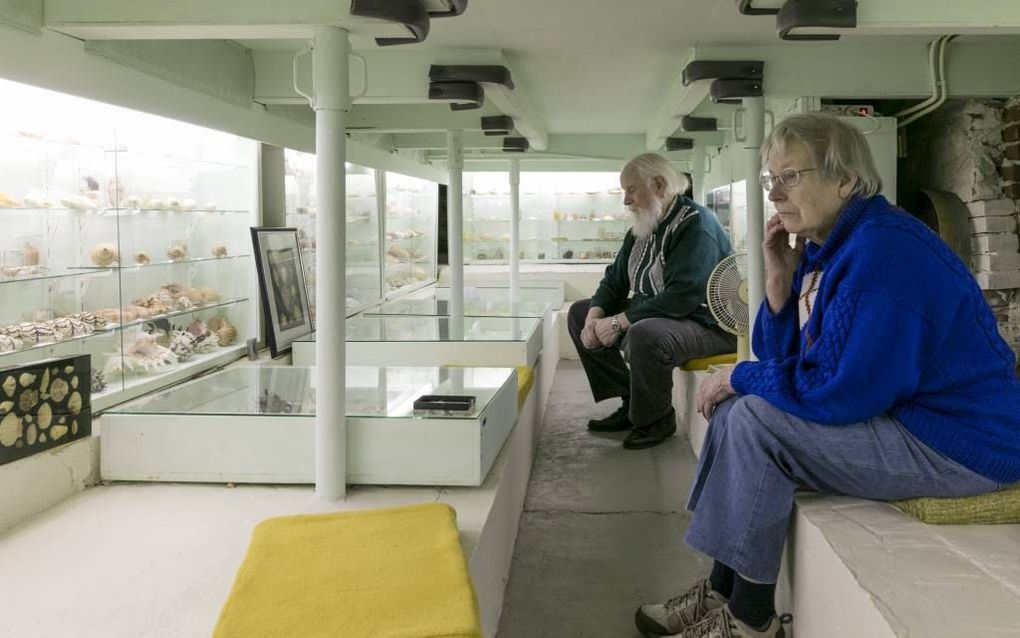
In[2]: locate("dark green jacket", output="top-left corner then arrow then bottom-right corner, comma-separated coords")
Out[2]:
590,195 -> 732,328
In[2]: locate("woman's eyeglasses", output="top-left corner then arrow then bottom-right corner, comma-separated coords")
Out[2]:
759,167 -> 816,191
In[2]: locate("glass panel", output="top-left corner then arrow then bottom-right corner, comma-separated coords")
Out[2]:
0,78 -> 256,405
385,172 -> 437,294
106,365 -> 514,420
371,295 -> 550,318
284,150 -> 382,316
463,171 -> 626,264
427,285 -> 564,309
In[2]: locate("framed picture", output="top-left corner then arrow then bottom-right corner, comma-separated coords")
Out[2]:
251,227 -> 313,357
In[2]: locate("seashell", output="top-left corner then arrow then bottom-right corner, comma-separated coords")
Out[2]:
50,424 -> 68,440
60,195 -> 98,210
216,321 -> 238,347
19,388 -> 39,413
90,368 -> 106,393
0,334 -> 21,352
169,330 -> 197,362
198,287 -> 221,303
160,283 -> 187,299
166,244 -> 187,262
184,287 -> 204,305
68,319 -> 90,337
202,202 -> 218,211
130,305 -> 153,320
34,324 -> 60,344
167,198 -> 183,212
143,198 -> 165,210
22,192 -> 54,208
90,243 -> 119,267
0,412 -> 22,447
206,316 -> 226,332
211,244 -> 228,258
50,377 -> 69,403
119,307 -> 139,323
16,323 -> 39,345
122,194 -> 142,209
2,376 -> 14,397
72,311 -> 106,329
37,402 -> 52,430
173,296 -> 194,311
134,251 -> 150,265
387,245 -> 410,260
182,199 -> 197,211
48,318 -> 73,338
187,319 -> 210,339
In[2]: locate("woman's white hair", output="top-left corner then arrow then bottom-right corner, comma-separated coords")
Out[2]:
622,153 -> 690,201
762,112 -> 882,198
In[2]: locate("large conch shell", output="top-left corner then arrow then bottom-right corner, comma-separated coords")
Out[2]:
90,243 -> 119,267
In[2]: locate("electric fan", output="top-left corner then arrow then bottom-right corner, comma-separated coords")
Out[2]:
706,252 -> 750,361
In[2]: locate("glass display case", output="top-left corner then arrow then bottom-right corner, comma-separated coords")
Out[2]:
462,171 -> 628,264
283,150 -> 382,317
707,180 -> 776,252
101,365 -> 519,485
384,172 -> 438,295
0,78 -> 256,411
292,315 -> 543,368
370,291 -> 551,318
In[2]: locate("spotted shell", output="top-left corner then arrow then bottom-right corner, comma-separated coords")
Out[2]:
0,334 -> 21,352
169,330 -> 197,362
48,318 -> 74,337
216,322 -> 238,347
15,323 -> 39,345
71,311 -> 106,329
68,319 -> 91,337
90,243 -> 119,267
166,244 -> 187,262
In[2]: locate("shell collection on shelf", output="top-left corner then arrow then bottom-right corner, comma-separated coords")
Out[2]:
103,334 -> 178,376
90,283 -> 224,327
0,311 -> 106,354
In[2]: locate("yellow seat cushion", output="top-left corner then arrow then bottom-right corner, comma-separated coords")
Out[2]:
681,353 -> 738,371
214,502 -> 481,638
516,366 -> 535,411
893,483 -> 1020,525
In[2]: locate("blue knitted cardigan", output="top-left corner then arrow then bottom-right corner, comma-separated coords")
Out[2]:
731,194 -> 1020,483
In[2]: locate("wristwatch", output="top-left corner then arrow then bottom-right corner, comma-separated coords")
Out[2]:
610,315 -> 623,333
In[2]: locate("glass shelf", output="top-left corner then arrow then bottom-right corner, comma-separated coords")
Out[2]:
96,297 -> 249,332
0,268 -> 113,285
106,366 -> 514,420
0,327 -> 112,361
71,254 -> 250,271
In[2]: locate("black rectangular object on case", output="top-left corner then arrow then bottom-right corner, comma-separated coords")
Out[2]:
413,395 -> 476,411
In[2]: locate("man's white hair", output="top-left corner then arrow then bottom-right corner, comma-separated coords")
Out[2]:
622,153 -> 690,201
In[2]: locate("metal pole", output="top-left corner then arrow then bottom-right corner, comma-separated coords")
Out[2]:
743,97 -> 765,360
447,130 -> 465,320
509,158 -> 521,308
692,144 -> 706,204
312,26 -> 349,500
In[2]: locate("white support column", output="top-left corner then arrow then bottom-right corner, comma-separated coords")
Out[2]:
743,97 -> 766,359
447,130 -> 465,320
312,26 -> 349,500
692,144 -> 707,205
509,159 -> 521,306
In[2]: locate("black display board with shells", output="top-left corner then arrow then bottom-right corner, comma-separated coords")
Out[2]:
0,354 -> 91,466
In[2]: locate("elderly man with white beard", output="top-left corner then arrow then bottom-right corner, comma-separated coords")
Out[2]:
568,153 -> 735,449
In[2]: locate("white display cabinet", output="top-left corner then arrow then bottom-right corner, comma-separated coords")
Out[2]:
101,365 -> 518,486
462,171 -> 628,264
284,150 -> 382,317
292,315 -> 542,368
0,79 -> 256,411
384,172 -> 438,295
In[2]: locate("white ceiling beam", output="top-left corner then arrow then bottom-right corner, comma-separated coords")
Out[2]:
695,39 -> 1020,99
646,48 -> 712,151
788,0 -> 1020,37
347,103 -> 505,133
42,0 -> 409,39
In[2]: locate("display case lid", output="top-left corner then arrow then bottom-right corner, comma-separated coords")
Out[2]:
106,366 -> 515,420
368,296 -> 551,318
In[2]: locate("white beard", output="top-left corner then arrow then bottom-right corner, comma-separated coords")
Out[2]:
631,205 -> 663,239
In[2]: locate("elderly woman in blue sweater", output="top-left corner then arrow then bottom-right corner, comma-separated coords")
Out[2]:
634,113 -> 1020,638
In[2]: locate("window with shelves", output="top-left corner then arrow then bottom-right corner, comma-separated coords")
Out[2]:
462,171 -> 627,264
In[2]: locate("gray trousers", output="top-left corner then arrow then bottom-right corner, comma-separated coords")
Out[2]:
567,299 -> 737,427
685,395 -> 1001,582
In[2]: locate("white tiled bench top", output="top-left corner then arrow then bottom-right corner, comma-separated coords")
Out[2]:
793,492 -> 1020,637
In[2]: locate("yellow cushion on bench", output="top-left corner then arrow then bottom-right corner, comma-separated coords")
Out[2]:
893,483 -> 1020,525
213,502 -> 481,638
516,366 -> 535,411
681,353 -> 738,371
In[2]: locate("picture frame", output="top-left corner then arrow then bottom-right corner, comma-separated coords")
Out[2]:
250,227 -> 313,358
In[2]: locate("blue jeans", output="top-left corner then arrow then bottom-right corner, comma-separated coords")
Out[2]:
684,395 -> 1001,583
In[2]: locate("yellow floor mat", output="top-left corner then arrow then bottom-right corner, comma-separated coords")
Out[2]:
214,502 -> 481,638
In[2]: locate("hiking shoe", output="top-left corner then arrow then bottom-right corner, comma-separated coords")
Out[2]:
634,579 -> 727,636
587,401 -> 631,432
668,604 -> 792,638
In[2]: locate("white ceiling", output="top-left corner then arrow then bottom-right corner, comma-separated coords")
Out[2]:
418,0 -> 780,134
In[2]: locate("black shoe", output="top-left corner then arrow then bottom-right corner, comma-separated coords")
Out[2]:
587,401 -> 631,432
623,409 -> 677,449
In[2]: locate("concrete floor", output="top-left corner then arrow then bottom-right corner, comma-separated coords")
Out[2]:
497,360 -> 711,638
